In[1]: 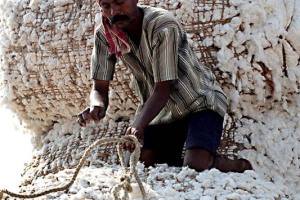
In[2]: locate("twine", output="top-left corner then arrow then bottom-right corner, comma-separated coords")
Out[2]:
0,135 -> 146,200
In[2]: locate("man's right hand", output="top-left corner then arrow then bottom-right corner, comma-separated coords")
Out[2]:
77,106 -> 106,127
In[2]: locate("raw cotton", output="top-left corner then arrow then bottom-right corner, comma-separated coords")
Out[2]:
0,0 -> 300,199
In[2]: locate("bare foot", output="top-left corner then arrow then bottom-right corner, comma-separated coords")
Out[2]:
213,156 -> 253,173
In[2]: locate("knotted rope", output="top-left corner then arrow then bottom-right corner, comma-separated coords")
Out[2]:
0,135 -> 146,200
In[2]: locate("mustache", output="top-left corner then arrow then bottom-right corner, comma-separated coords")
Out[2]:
110,15 -> 130,24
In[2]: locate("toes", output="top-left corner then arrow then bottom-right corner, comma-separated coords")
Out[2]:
239,159 -> 253,171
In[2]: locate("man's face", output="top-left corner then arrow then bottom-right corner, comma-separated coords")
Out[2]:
100,0 -> 138,29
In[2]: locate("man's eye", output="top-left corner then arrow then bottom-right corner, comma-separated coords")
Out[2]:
116,0 -> 123,4
101,4 -> 110,9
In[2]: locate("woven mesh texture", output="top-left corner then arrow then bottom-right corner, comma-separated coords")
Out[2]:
0,0 -> 245,181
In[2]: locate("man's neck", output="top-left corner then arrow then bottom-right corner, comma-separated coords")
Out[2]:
124,7 -> 144,46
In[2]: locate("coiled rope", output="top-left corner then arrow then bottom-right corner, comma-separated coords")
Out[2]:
0,135 -> 146,200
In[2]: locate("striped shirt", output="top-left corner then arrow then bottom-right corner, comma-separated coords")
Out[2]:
91,6 -> 228,124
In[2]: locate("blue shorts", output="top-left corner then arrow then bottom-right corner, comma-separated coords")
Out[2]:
142,109 -> 224,166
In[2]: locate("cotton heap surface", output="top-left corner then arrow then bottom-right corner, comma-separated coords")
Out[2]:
0,0 -> 299,199
0,0 -> 138,136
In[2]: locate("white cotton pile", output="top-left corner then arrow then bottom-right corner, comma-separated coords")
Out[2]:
1,0 -> 300,199
18,164 -> 291,200
16,111 -> 298,199
203,0 -> 300,101
0,0 -> 137,134
0,106 -> 33,191
195,0 -> 300,196
0,0 -> 91,132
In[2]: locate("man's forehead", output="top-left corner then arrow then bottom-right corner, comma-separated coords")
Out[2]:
97,0 -> 124,5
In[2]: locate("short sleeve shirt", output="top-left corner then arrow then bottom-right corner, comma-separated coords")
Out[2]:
91,6 -> 228,124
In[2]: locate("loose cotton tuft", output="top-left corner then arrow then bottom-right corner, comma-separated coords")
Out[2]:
0,0 -> 299,199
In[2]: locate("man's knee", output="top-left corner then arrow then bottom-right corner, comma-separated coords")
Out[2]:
183,148 -> 214,171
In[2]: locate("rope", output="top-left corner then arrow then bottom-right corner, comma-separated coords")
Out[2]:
0,135 -> 146,200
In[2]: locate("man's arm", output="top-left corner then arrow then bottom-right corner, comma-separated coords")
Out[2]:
90,79 -> 110,109
77,79 -> 110,126
124,80 -> 172,149
133,80 -> 172,130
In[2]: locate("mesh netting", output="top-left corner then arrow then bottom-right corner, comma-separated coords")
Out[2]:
0,0 -> 245,181
0,0 -> 233,123
0,0 -> 143,131
2,1 -> 300,198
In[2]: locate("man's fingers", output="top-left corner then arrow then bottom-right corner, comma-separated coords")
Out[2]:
125,142 -> 131,149
90,106 -> 106,123
77,107 -> 91,126
77,115 -> 86,127
82,109 -> 93,123
78,106 -> 107,127
125,127 -> 132,135
90,111 -> 100,123
130,143 -> 135,152
90,108 -> 102,123
120,142 -> 136,152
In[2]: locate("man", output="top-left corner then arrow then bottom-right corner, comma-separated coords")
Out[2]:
78,0 -> 252,172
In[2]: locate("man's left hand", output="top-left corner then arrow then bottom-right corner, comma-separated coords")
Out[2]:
121,126 -> 144,152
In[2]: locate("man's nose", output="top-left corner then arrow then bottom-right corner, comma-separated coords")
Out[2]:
111,5 -> 121,16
